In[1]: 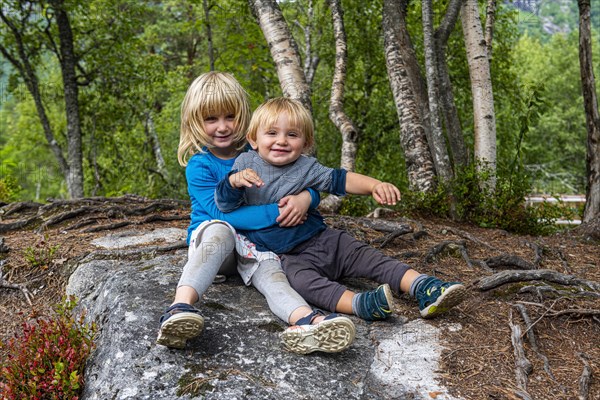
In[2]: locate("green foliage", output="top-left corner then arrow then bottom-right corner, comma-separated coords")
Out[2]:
398,164 -> 566,235
512,32 -> 590,193
23,236 -> 60,269
0,174 -> 21,203
0,0 -> 592,204
0,296 -> 97,400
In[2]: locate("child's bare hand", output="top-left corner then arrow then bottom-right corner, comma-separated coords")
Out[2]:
276,193 -> 310,227
229,168 -> 264,189
372,182 -> 401,205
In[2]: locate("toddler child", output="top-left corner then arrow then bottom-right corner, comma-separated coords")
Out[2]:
215,97 -> 468,323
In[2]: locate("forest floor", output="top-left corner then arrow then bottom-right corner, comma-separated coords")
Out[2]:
0,196 -> 598,399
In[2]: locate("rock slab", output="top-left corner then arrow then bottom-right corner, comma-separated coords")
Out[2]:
67,229 -> 459,399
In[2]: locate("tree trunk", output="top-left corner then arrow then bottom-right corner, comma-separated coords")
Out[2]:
435,0 -> 468,168
461,0 -> 497,188
249,0 -> 312,112
578,0 -> 600,224
383,0 -> 436,192
328,0 -> 359,173
203,0 -> 215,71
295,0 -> 319,86
422,0 -> 453,183
50,0 -> 84,198
0,5 -> 71,196
145,112 -> 169,183
485,0 -> 497,60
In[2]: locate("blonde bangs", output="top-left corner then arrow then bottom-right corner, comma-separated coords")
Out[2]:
247,98 -> 314,150
178,72 -> 251,166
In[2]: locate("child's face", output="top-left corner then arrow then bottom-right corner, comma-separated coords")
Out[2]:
204,112 -> 237,157
248,113 -> 307,166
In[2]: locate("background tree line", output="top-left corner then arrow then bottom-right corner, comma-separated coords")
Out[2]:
0,0 -> 599,230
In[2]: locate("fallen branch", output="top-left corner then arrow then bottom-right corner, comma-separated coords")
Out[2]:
477,269 -> 600,292
514,304 -> 560,385
578,353 -> 592,400
508,309 -> 532,398
375,226 -> 413,248
0,260 -> 33,306
442,226 -> 500,251
424,240 -> 466,263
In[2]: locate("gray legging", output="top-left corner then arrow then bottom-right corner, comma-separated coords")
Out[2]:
177,222 -> 308,323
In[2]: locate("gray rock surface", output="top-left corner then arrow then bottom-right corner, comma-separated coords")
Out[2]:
67,229 -> 460,400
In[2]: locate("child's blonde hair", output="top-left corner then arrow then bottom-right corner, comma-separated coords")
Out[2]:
246,97 -> 315,152
178,71 -> 251,166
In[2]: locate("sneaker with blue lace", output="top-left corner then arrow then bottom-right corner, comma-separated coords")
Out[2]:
354,284 -> 394,321
416,277 -> 467,318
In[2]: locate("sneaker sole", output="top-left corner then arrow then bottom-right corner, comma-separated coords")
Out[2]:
380,283 -> 394,317
156,312 -> 205,349
420,284 -> 468,319
281,317 -> 356,354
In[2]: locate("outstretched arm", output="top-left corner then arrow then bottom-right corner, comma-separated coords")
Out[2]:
345,172 -> 401,205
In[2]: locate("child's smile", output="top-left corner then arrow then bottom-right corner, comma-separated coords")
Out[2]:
204,113 -> 238,158
249,113 -> 307,166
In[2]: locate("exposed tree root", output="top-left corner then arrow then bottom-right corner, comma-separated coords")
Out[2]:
509,309 -> 533,399
578,353 -> 592,400
0,196 -> 189,234
484,254 -> 535,270
514,303 -> 563,390
477,269 -> 600,292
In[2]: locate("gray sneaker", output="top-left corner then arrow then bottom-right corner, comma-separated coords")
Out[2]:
281,311 -> 356,354
156,303 -> 204,349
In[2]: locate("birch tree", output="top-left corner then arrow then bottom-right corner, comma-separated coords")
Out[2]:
434,0 -> 468,168
248,0 -> 312,112
382,0 -> 436,192
461,0 -> 497,188
0,0 -> 84,198
422,0 -> 453,183
577,0 -> 600,228
328,0 -> 359,173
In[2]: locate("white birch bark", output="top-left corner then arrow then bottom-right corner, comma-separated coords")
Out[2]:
249,0 -> 312,112
485,0 -> 497,60
422,0 -> 453,183
383,0 -> 436,192
435,0 -> 468,168
461,0 -> 497,188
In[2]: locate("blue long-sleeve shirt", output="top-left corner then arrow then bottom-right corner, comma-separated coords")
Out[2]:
215,151 -> 347,253
185,149 -> 320,244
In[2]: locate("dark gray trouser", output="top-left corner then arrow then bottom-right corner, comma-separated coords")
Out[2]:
281,228 -> 411,312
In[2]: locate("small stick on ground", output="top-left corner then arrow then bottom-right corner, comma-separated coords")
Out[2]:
0,260 -> 33,306
578,353 -> 592,400
508,309 -> 533,398
442,226 -> 500,251
514,304 -> 561,386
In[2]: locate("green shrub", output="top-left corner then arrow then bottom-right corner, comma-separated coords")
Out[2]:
0,175 -> 20,203
23,236 -> 60,269
398,163 -> 568,235
0,296 -> 97,400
